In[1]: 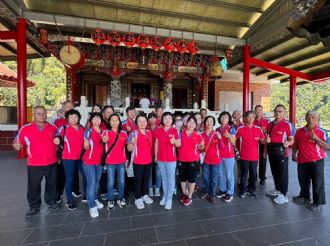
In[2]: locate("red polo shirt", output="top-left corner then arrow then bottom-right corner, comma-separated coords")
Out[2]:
201,130 -> 223,164
58,124 -> 85,160
254,117 -> 269,133
216,125 -> 236,158
155,126 -> 179,162
54,117 -> 66,128
236,125 -> 265,161
16,122 -> 58,166
122,118 -> 137,135
266,119 -> 295,157
178,130 -> 202,162
128,129 -> 153,165
82,128 -> 104,165
148,126 -> 158,157
294,125 -> 329,163
156,118 -> 161,127
102,130 -> 128,164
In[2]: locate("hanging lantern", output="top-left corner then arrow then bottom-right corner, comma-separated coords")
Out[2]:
107,31 -> 121,47
91,28 -> 106,46
209,55 -> 222,78
176,39 -> 188,54
137,34 -> 150,49
164,70 -> 174,82
163,37 -> 176,52
110,65 -> 121,80
188,40 -> 198,55
151,35 -> 163,51
39,28 -> 48,46
225,48 -> 233,64
122,32 -> 136,48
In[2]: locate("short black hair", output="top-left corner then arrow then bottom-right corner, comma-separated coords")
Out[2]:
102,105 -> 114,113
148,112 -> 157,119
161,112 -> 173,125
109,113 -> 122,131
186,116 -> 197,125
204,115 -> 216,126
65,109 -> 81,121
91,104 -> 102,113
254,105 -> 263,110
126,106 -> 136,113
218,111 -> 233,126
135,114 -> 148,125
89,112 -> 103,123
243,110 -> 255,118
275,104 -> 286,111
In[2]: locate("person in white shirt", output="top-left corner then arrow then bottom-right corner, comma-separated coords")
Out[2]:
139,97 -> 150,109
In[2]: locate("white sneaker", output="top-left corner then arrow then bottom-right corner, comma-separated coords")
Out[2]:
148,188 -> 154,197
154,188 -> 161,197
135,198 -> 145,209
165,201 -> 172,210
89,207 -> 99,218
142,194 -> 153,204
266,189 -> 280,197
273,193 -> 289,204
95,200 -> 104,209
159,197 -> 166,206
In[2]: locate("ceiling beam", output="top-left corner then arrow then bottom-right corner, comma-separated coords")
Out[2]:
0,53 -> 51,61
0,42 -> 17,55
23,11 -> 246,47
190,0 -> 264,13
71,0 -> 250,28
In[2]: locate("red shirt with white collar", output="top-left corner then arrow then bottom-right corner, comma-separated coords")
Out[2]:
122,118 -> 137,135
16,122 -> 58,166
82,128 -> 104,165
216,125 -> 236,158
58,124 -> 85,160
201,130 -> 223,164
155,126 -> 179,162
236,124 -> 265,161
102,130 -> 128,164
178,130 -> 202,162
53,117 -> 66,128
128,129 -> 153,165
294,125 -> 329,163
254,117 -> 269,133
266,119 -> 295,157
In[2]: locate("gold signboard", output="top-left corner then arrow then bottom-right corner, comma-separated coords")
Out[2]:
148,64 -> 159,70
127,62 -> 139,69
85,59 -> 105,67
178,66 -> 198,73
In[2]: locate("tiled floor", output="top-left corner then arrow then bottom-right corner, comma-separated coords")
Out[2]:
1,151 -> 330,246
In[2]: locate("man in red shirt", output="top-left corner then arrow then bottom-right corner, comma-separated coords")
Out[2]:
292,110 -> 329,212
236,111 -> 266,198
254,105 -> 269,185
13,106 -> 60,217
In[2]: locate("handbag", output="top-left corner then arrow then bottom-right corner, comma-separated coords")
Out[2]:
200,131 -> 215,164
127,145 -> 135,177
101,132 -> 120,165
56,126 -> 66,162
267,122 -> 286,157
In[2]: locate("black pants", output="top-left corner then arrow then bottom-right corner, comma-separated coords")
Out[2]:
177,161 -> 199,183
99,170 -> 107,194
239,160 -> 258,194
73,165 -> 81,194
269,155 -> 288,195
133,163 -> 151,199
298,159 -> 325,205
258,143 -> 267,180
27,163 -> 57,209
56,161 -> 65,200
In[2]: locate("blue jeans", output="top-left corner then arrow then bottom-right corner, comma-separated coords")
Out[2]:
82,164 -> 103,208
219,158 -> 235,196
62,159 -> 86,204
158,161 -> 177,203
148,162 -> 162,189
106,163 -> 125,201
202,163 -> 220,196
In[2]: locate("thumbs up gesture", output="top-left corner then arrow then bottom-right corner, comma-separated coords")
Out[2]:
224,130 -> 230,138
200,138 -> 205,148
170,136 -> 176,145
131,136 -> 137,144
310,129 -> 317,140
13,139 -> 22,151
266,134 -> 271,143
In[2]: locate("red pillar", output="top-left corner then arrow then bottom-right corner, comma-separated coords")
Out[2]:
289,76 -> 297,127
71,68 -> 76,104
16,18 -> 27,159
243,45 -> 250,113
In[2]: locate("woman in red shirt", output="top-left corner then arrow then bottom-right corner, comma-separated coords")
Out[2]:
54,109 -> 86,210
82,112 -> 104,218
201,116 -> 224,203
177,117 -> 204,206
127,114 -> 153,209
102,114 -> 128,210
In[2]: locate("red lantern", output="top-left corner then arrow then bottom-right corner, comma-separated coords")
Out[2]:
91,28 -> 106,46
39,28 -> 48,46
176,39 -> 188,54
137,34 -> 150,49
107,31 -> 121,47
151,35 -> 163,51
188,40 -> 198,55
122,32 -> 136,48
225,48 -> 232,64
163,37 -> 176,52
111,65 -> 121,80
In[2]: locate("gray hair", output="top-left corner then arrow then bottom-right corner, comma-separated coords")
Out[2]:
306,110 -> 320,120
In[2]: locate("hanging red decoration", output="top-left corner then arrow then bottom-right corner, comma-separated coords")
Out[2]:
91,28 -> 106,46
39,28 -> 48,46
137,34 -> 150,49
151,35 -> 163,51
163,37 -> 176,52
188,40 -> 198,55
225,48 -> 233,64
176,39 -> 188,54
107,31 -> 121,47
110,65 -> 121,80
122,32 -> 136,48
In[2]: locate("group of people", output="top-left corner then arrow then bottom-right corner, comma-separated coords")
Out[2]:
13,101 -> 329,218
